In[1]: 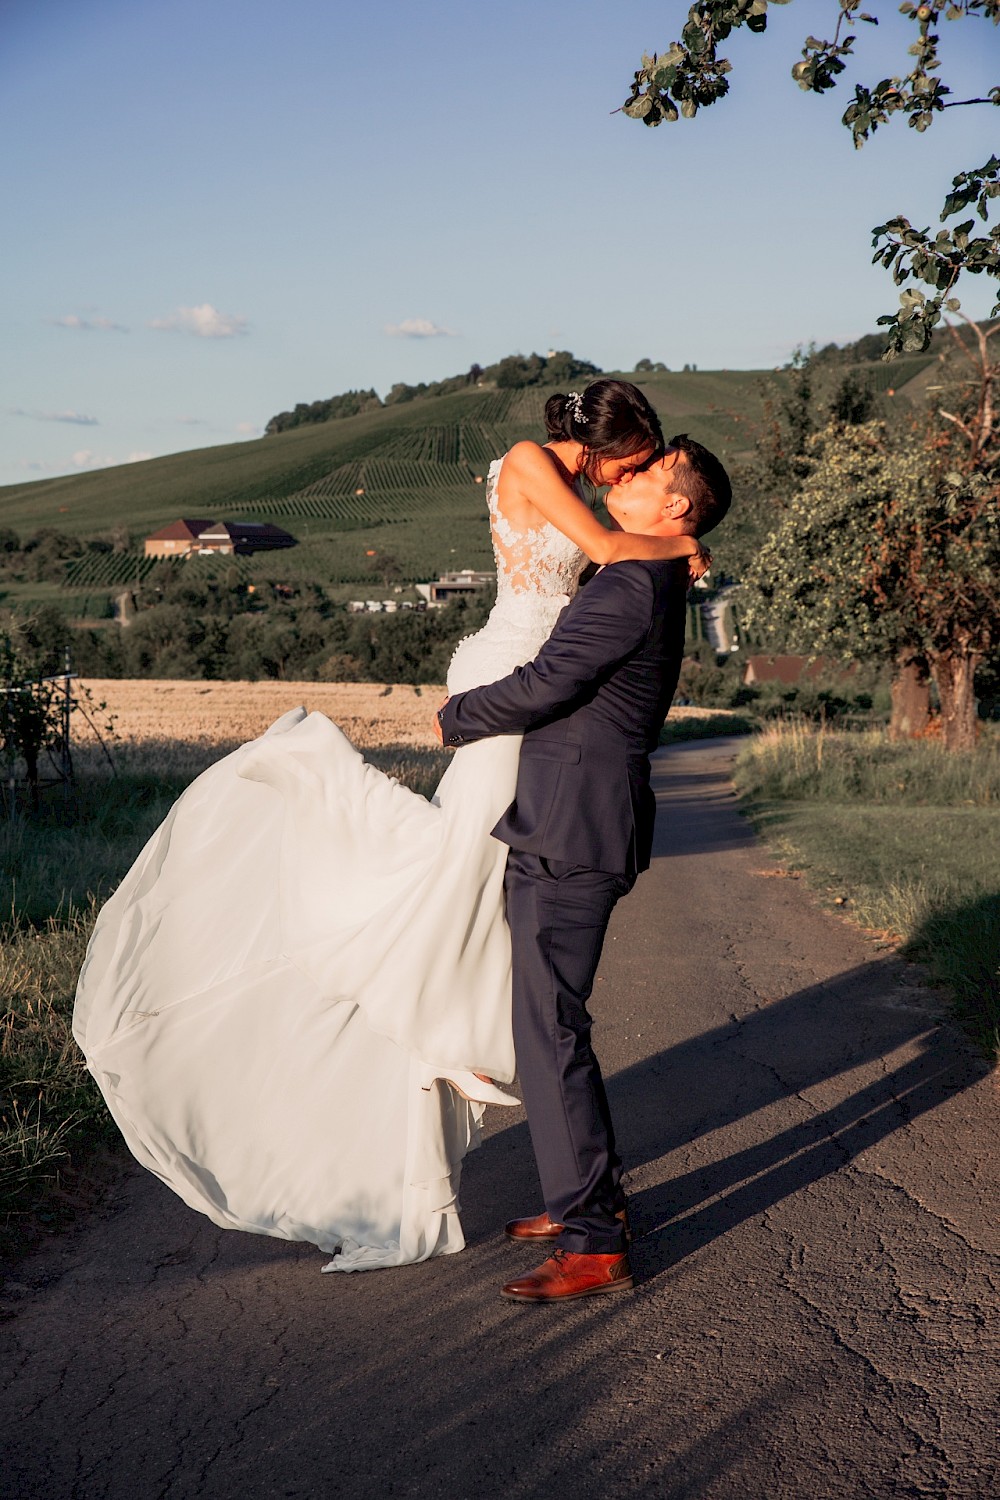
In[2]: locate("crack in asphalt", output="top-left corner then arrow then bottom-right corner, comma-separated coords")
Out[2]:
3,737 -> 998,1500
847,1163 -> 1000,1263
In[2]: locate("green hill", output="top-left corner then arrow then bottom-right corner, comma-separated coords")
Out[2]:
0,357 -> 938,617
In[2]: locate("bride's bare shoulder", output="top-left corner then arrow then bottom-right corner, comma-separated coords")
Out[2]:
500,440 -> 553,490
505,440 -> 548,461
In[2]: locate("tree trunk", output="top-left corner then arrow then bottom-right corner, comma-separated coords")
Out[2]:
932,648 -> 981,753
889,652 -> 930,740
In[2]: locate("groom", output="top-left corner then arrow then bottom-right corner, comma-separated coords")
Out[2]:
436,435 -> 732,1302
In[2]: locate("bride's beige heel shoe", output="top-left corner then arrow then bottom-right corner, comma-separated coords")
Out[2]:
422,1068 -> 520,1108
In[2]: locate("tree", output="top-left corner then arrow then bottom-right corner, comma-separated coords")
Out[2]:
619,4 -> 1000,744
495,353 -> 547,389
368,551 -> 403,590
829,368 -> 877,426
1,626 -> 60,811
620,1 -> 999,355
740,415 -> 1000,750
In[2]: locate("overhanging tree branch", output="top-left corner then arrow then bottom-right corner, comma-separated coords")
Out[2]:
620,1 -> 1000,357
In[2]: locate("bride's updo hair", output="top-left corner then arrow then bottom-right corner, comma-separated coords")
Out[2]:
544,378 -> 665,483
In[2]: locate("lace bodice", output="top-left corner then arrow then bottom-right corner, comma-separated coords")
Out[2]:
486,456 -> 588,603
445,455 -> 589,695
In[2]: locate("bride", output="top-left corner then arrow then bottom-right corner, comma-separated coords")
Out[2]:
73,379 -> 708,1272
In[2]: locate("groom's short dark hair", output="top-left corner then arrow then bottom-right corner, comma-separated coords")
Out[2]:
668,434 -> 732,537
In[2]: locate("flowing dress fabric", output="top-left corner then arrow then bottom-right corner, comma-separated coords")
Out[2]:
73,457 -> 588,1271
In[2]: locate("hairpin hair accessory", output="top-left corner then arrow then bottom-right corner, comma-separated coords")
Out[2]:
566,391 -> 588,425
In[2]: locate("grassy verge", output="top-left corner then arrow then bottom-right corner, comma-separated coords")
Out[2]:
660,709 -> 756,745
734,723 -> 1000,1056
0,739 -> 451,1256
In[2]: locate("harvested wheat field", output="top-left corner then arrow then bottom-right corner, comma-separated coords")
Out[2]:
80,679 -> 738,750
79,679 -> 447,752
73,681 -> 740,787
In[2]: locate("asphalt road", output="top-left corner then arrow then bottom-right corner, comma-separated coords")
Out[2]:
2,738 -> 998,1500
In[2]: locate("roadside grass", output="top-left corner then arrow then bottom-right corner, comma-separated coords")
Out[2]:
735,722 -> 1000,1056
660,710 -> 756,744
0,738 -> 451,1255
0,913 -> 117,1248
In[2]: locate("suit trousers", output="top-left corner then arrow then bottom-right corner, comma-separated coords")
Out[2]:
503,847 -> 634,1254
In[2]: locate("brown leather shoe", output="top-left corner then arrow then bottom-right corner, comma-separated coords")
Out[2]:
504,1207 -> 632,1242
501,1248 -> 633,1302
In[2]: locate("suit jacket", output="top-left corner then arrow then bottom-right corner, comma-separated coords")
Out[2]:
438,559 -> 688,878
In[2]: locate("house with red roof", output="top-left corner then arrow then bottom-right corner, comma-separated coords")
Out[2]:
144,519 -> 215,558
144,519 -> 296,559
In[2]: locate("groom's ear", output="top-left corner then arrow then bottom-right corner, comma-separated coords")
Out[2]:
661,492 -> 693,521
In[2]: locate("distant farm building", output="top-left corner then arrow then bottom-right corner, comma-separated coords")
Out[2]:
414,569 -> 495,607
742,655 -> 857,686
145,519 -> 296,558
144,519 -> 215,557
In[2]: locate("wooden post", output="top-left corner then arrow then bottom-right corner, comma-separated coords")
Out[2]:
61,647 -> 73,801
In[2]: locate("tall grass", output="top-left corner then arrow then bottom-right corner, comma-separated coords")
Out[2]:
736,719 -> 1000,806
0,913 -> 113,1239
0,737 -> 451,1253
735,721 -> 1000,1056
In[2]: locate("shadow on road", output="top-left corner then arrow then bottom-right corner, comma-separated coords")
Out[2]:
464,959 -> 987,1289
648,746 -> 760,859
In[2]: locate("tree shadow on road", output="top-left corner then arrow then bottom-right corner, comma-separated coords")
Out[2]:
466,955 -> 988,1288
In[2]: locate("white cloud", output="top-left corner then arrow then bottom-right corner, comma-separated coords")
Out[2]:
17,449 -> 151,477
149,303 -> 249,338
72,449 -> 118,469
51,313 -> 128,332
70,449 -> 149,469
11,408 -> 99,426
384,318 -> 456,339
176,415 -> 208,426
235,421 -> 259,435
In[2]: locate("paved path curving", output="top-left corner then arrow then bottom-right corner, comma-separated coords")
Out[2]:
3,739 -> 998,1500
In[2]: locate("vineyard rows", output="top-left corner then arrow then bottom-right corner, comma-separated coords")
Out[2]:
255,485 -> 475,525
365,420 -> 524,472
235,513 -> 495,586
363,458 -> 466,492
472,391 -> 517,424
62,551 -> 264,591
63,553 -> 156,589
473,388 -> 547,426
865,355 -> 935,394
374,424 -> 462,465
459,422 -> 517,470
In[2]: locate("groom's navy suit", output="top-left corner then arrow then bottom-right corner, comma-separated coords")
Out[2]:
438,558 -> 688,1254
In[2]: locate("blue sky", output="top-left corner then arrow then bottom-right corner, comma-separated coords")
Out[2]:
1,0 -> 995,487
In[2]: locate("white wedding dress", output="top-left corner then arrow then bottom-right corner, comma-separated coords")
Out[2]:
73,457 -> 588,1271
